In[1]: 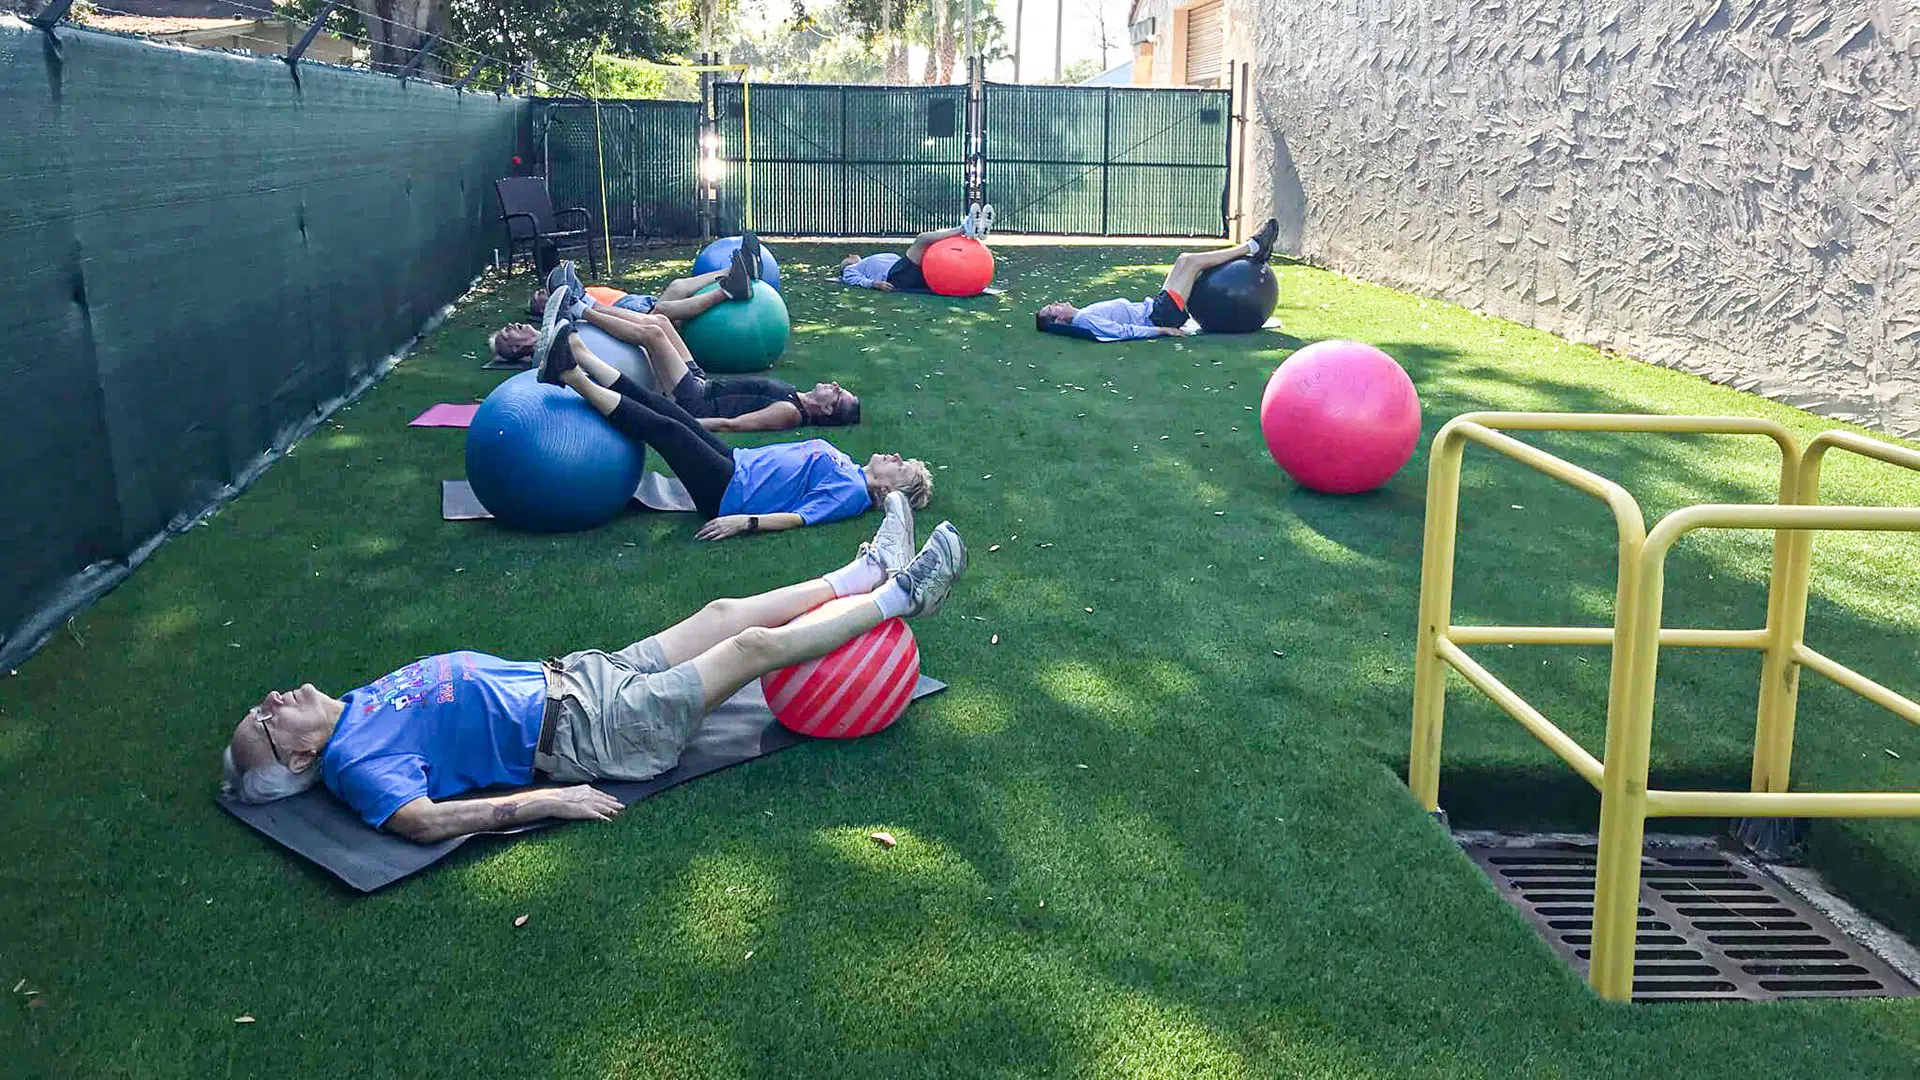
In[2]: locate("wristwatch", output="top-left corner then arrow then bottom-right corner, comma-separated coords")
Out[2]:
748,515 -> 760,533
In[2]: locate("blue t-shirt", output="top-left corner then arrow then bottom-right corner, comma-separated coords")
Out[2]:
1069,298 -> 1164,341
840,253 -> 901,288
321,651 -> 547,828
719,439 -> 872,525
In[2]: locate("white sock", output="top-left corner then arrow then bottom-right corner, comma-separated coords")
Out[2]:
567,299 -> 591,320
870,577 -> 912,620
823,550 -> 886,598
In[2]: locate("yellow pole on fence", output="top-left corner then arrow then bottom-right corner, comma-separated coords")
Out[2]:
591,90 -> 614,278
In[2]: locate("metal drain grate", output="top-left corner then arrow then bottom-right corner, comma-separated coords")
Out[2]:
1462,837 -> 1920,1002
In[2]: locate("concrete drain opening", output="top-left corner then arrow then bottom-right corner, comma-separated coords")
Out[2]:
1460,833 -> 1920,1002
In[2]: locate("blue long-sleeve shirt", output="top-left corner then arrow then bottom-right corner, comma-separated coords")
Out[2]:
1069,298 -> 1168,342
840,253 -> 902,289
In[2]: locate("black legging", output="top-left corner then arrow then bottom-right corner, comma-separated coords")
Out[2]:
603,372 -> 735,518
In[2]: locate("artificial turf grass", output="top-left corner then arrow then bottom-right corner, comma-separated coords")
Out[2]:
0,244 -> 1915,1078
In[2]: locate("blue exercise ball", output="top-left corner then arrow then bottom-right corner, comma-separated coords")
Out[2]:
465,371 -> 644,532
693,236 -> 781,291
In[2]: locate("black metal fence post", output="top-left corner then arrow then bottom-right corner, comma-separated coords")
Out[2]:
284,0 -> 338,68
396,34 -> 437,81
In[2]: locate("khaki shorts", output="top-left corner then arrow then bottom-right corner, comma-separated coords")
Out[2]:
534,637 -> 707,783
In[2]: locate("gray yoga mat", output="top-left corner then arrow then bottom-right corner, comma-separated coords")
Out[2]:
443,472 -> 698,520
219,675 -> 946,891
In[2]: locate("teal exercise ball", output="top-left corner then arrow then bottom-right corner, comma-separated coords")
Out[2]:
679,282 -> 789,374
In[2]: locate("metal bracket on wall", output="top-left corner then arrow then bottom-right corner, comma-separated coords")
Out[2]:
284,0 -> 338,67
30,0 -> 75,29
396,34 -> 438,81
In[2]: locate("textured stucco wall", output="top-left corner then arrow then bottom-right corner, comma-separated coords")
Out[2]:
1246,0 -> 1920,435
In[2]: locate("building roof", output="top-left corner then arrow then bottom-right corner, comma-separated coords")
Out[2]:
1079,61 -> 1134,86
86,14 -> 257,34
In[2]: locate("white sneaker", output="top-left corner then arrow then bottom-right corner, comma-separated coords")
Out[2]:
974,203 -> 995,237
961,203 -> 982,240
892,522 -> 966,618
863,491 -> 916,575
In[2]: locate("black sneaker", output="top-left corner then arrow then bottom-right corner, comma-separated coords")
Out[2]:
545,260 -> 574,305
891,522 -> 966,618
720,249 -> 753,300
536,321 -> 577,385
740,231 -> 762,281
1249,218 -> 1279,263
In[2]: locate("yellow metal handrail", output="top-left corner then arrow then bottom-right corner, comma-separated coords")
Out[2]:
1406,412 -> 1920,1001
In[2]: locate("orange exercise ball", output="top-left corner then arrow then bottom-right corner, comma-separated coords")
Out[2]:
921,236 -> 995,297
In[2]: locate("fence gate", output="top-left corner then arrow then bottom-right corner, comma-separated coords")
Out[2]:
541,100 -> 700,239
982,83 -> 1230,237
714,82 -> 968,237
537,82 -> 1229,240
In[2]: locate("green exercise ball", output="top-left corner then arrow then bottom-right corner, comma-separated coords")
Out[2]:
678,282 -> 789,374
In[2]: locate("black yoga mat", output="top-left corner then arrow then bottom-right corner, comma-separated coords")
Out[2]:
442,472 -> 698,520
219,675 -> 946,891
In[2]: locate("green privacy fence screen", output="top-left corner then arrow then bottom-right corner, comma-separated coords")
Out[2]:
0,19 -> 522,669
982,83 -> 1231,237
542,99 -> 701,239
713,82 -> 970,237
531,81 -> 1228,239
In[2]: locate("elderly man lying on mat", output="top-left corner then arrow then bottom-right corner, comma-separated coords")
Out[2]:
221,504 -> 966,843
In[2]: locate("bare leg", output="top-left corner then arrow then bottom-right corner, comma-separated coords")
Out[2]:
904,225 -> 966,263
688,592 -> 887,710
582,309 -> 694,390
658,269 -> 728,302
650,290 -> 731,323
1162,241 -> 1258,298
650,579 -> 838,670
559,352 -> 628,418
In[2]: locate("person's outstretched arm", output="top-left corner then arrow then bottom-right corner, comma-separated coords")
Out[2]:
696,513 -> 805,540
699,402 -> 802,433
384,787 -> 625,844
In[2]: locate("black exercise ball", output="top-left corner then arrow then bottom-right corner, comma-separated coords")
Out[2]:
1186,258 -> 1279,334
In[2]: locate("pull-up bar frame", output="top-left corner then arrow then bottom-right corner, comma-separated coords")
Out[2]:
1408,412 -> 1920,1001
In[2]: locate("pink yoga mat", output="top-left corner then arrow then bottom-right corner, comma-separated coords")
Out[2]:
409,404 -> 480,428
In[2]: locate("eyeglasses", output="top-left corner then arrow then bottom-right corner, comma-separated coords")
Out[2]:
254,708 -> 285,765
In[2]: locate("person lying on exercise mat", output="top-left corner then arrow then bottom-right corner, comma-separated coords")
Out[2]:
543,268 -> 859,432
221,504 -> 967,842
838,204 -> 994,292
528,307 -> 932,540
487,251 -> 756,361
1033,219 -> 1278,341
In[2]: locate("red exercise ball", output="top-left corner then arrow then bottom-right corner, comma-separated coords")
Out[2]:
1259,340 -> 1421,494
762,618 -> 920,738
920,236 -> 994,297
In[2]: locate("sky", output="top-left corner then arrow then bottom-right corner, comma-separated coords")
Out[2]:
731,0 -> 1137,83
983,0 -> 1135,81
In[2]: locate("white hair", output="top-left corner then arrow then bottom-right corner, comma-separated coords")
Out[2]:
222,746 -> 322,803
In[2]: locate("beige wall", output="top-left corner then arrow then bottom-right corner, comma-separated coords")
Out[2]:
1130,0 -> 1254,90
1243,0 -> 1920,436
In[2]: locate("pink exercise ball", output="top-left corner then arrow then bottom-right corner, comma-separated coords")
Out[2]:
1259,340 -> 1421,494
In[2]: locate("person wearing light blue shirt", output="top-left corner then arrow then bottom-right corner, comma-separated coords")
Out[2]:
839,204 -> 995,291
220,510 -> 974,844
525,317 -> 933,541
1035,220 -> 1278,342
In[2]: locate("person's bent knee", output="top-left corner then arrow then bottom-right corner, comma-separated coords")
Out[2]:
728,625 -> 781,669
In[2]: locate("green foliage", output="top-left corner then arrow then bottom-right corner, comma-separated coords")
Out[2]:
574,53 -> 700,100
1060,57 -> 1103,83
